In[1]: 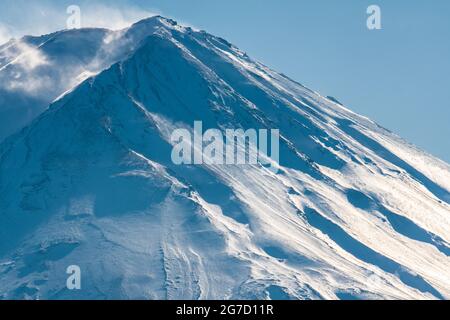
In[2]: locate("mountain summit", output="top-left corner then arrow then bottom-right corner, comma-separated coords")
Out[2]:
0,16 -> 449,300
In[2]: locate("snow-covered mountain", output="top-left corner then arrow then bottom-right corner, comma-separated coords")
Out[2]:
0,16 -> 449,300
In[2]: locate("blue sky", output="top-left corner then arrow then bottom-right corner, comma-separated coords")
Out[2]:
1,0 -> 449,162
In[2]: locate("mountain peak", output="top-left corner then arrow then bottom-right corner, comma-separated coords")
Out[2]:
128,15 -> 191,34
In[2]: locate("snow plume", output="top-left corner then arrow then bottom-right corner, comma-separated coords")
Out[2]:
0,40 -> 50,95
9,41 -> 49,70
0,24 -> 13,45
1,1 -> 160,40
0,2 -> 197,48
78,4 -> 160,31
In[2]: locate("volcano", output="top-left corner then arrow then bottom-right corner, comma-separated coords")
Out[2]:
0,16 -> 449,300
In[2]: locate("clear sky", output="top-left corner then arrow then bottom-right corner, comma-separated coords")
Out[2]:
1,0 -> 449,162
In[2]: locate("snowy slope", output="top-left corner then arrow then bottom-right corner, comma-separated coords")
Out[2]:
0,16 -> 449,300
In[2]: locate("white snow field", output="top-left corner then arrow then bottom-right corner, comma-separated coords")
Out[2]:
0,16 -> 449,300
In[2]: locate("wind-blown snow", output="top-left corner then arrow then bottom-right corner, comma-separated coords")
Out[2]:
0,16 -> 449,300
